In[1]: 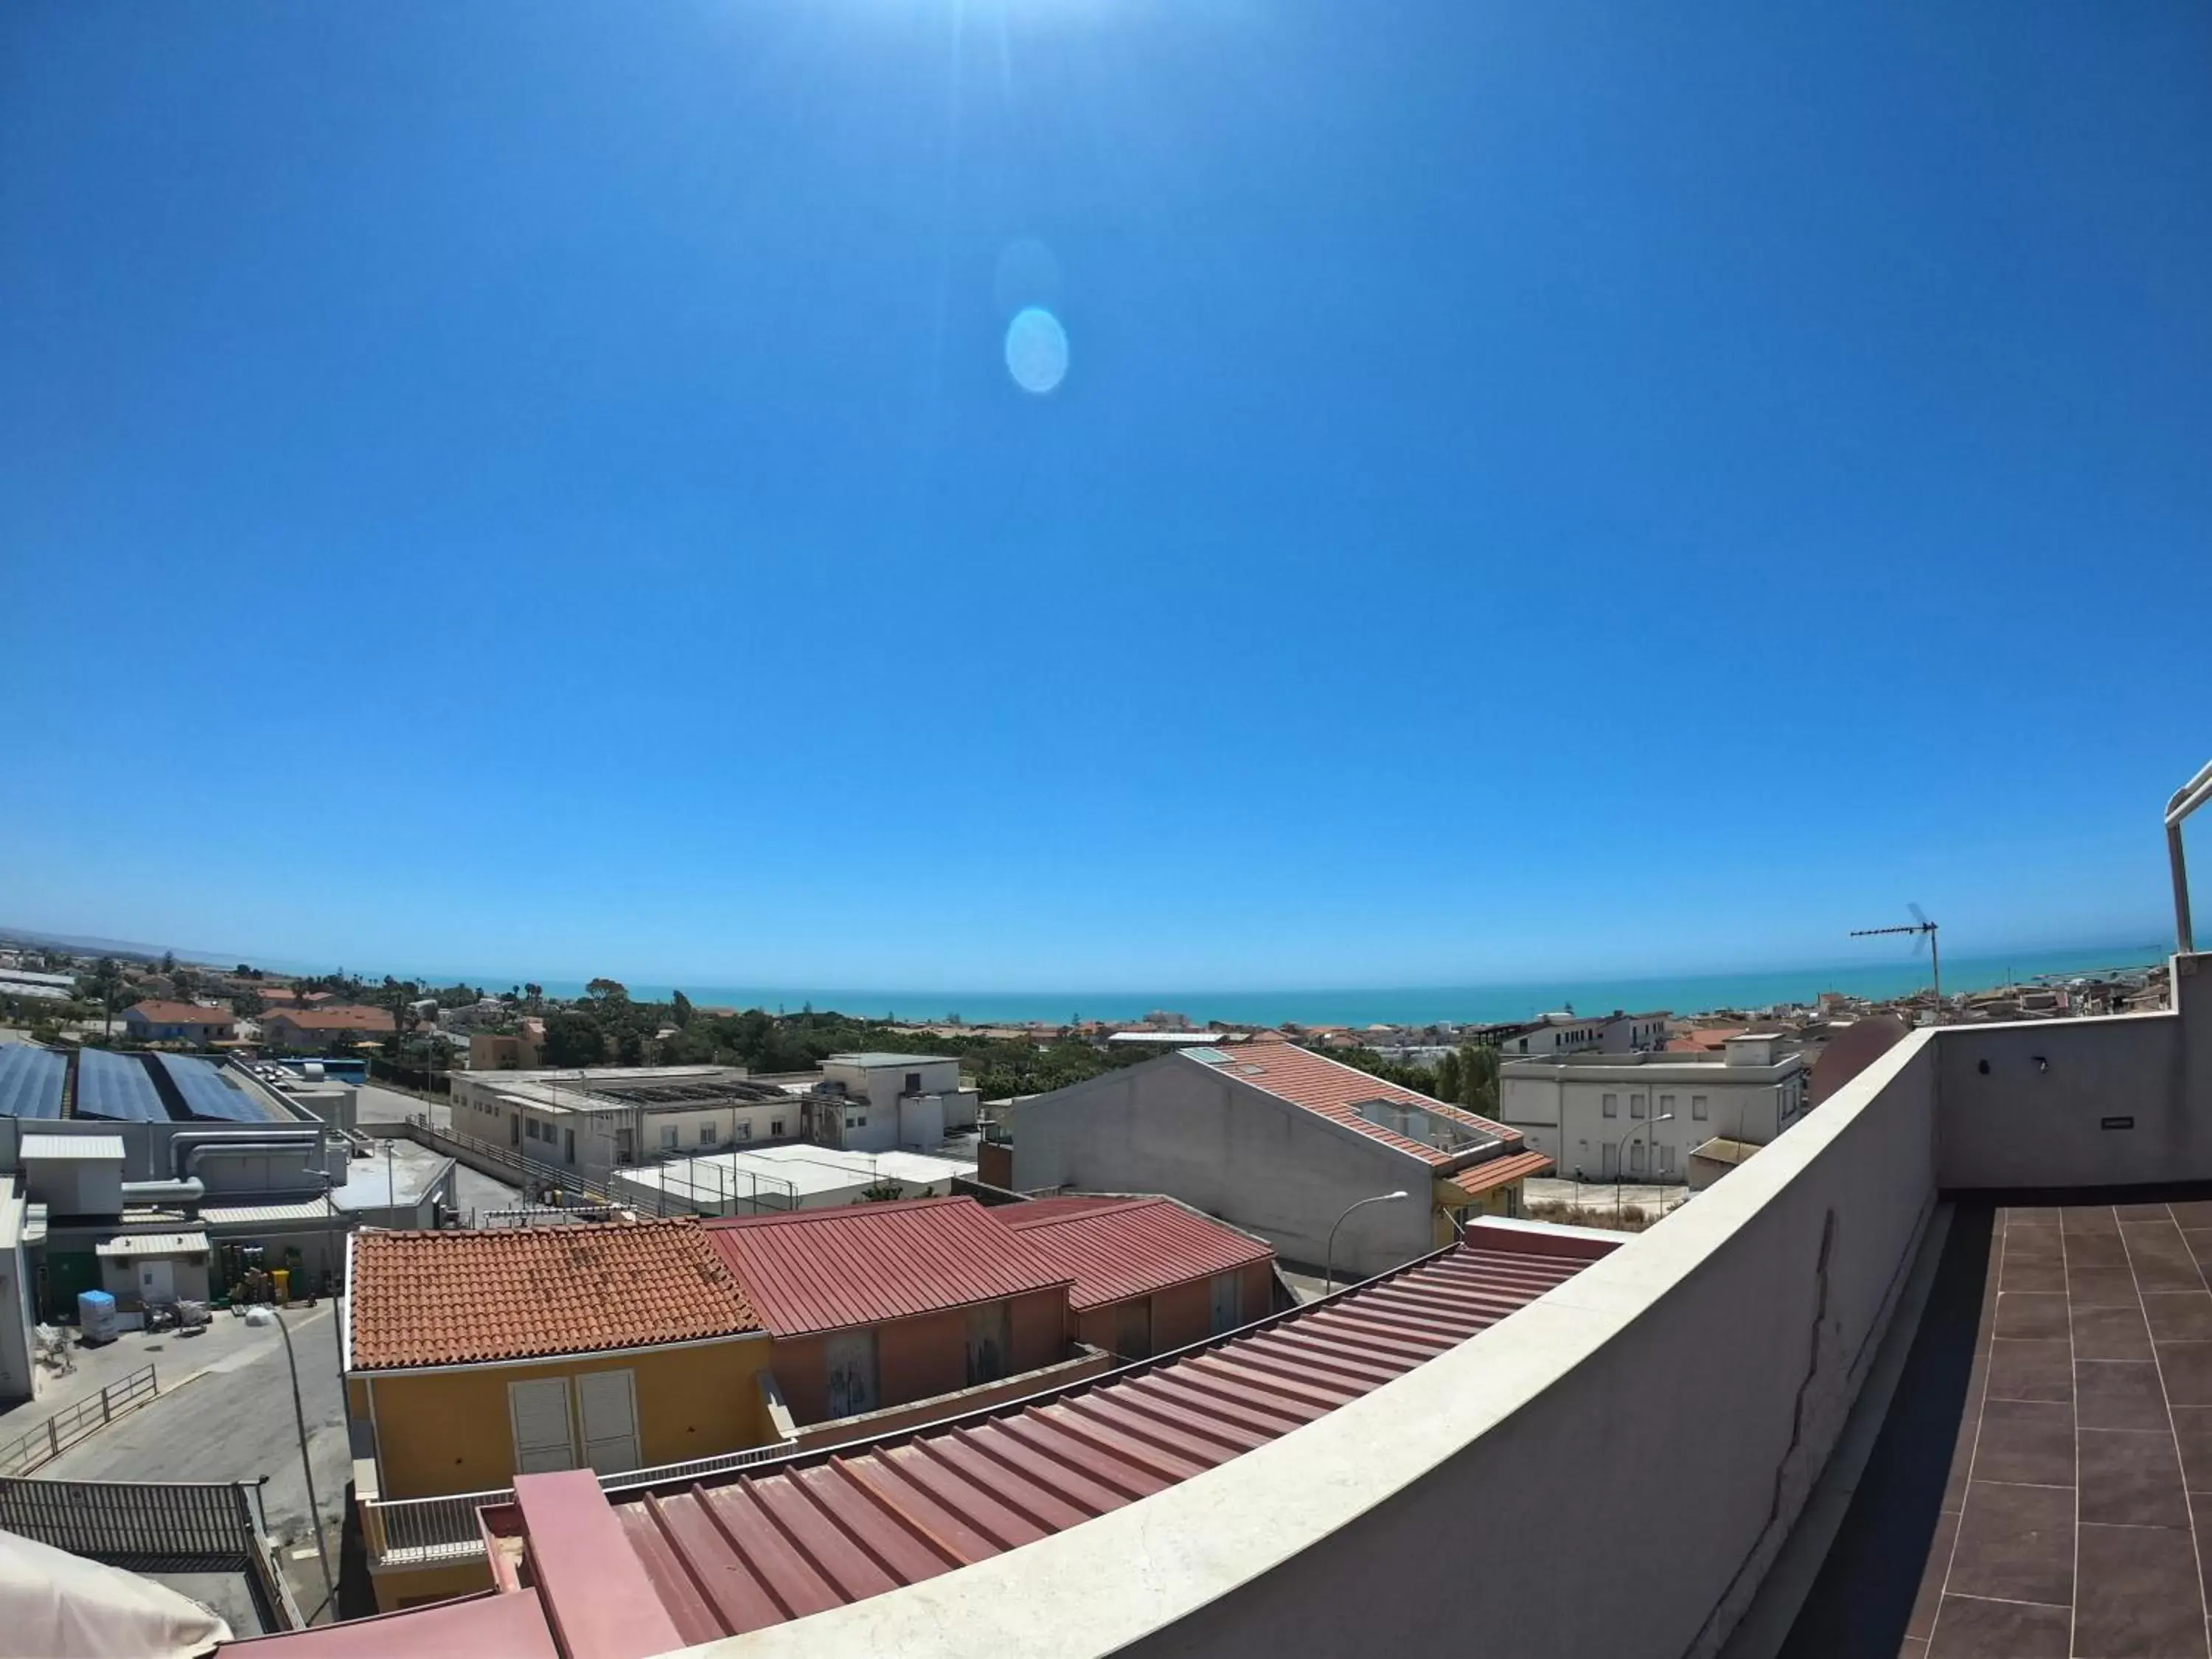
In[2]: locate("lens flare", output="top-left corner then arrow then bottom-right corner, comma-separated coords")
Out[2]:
1004,306 -> 1069,395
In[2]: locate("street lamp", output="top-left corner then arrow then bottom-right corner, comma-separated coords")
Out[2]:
1324,1190 -> 1410,1293
272,1309 -> 336,1621
1615,1113 -> 1675,1217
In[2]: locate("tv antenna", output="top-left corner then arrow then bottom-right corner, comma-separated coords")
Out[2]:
1851,905 -> 1941,1024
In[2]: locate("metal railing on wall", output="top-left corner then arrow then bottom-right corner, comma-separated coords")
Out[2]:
0,1364 -> 159,1478
362,1441 -> 795,1566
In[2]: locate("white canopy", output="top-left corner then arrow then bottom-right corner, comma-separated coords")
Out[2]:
0,1528 -> 231,1658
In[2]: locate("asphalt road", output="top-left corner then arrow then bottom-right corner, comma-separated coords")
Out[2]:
47,1305 -> 350,1617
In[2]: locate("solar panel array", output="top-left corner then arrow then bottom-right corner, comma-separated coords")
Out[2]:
153,1053 -> 284,1123
76,1048 -> 170,1122
0,1043 -> 66,1119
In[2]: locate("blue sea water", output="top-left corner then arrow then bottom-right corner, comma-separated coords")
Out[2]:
511,942 -> 2168,1029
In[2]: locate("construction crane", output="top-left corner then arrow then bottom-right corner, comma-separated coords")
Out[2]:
1851,905 -> 1941,1024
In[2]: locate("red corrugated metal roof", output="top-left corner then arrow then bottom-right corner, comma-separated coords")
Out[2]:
998,1197 -> 1275,1311
493,1231 -> 1613,1643
1197,1039 -> 1525,1166
706,1197 -> 1072,1338
1003,1194 -> 1137,1222
218,1588 -> 557,1657
1447,1149 -> 1556,1197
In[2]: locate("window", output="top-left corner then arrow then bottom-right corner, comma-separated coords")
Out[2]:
852,1115 -> 868,1129
660,1125 -> 678,1150
905,1071 -> 922,1094
1602,1093 -> 1618,1119
1631,1093 -> 1647,1119
1692,1094 -> 1709,1121
770,1119 -> 785,1138
1658,1144 -> 1676,1175
1658,1094 -> 1674,1118
734,1121 -> 753,1142
699,1122 -> 720,1146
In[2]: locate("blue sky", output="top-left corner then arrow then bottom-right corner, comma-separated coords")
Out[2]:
2,0 -> 2208,992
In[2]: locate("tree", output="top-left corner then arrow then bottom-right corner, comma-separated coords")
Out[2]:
615,1028 -> 645,1065
585,978 -> 628,1003
1459,1044 -> 1500,1117
232,989 -> 266,1021
83,958 -> 123,1038
161,950 -> 175,975
671,990 -> 695,1028
380,976 -> 422,1059
542,1011 -> 606,1068
1435,1049 -> 1463,1104
172,967 -> 201,1000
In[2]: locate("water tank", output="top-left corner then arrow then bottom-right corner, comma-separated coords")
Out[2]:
77,1290 -> 116,1346
303,1062 -> 325,1081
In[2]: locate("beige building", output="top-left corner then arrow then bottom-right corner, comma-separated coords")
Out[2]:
448,1065 -> 811,1185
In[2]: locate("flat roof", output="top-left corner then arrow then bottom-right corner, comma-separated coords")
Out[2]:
613,1144 -> 977,1203
199,1198 -> 341,1227
20,1133 -> 125,1161
825,1052 -> 959,1068
96,1231 -> 208,1256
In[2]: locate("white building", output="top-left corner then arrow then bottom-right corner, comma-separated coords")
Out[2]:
1491,1009 -> 1671,1058
1497,1034 -> 1806,1183
807,1054 -> 979,1154
608,1144 -> 978,1217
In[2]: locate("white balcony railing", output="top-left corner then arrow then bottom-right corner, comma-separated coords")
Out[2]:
362,1441 -> 796,1568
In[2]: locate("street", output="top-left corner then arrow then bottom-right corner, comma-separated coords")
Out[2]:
44,1306 -> 351,1620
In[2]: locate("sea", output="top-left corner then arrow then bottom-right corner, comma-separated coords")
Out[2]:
511,942 -> 2170,1030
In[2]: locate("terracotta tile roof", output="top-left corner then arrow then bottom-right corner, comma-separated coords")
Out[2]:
1445,1149 -> 1554,1197
123,1000 -> 234,1026
268,1005 -> 397,1033
347,1218 -> 760,1371
705,1197 -> 1071,1338
1190,1038 -> 1523,1166
997,1196 -> 1275,1311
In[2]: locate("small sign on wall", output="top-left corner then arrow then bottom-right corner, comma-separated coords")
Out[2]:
2101,1116 -> 2135,1131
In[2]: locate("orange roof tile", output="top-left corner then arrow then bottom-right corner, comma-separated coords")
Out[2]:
1192,1038 -> 1525,1166
1446,1149 -> 1555,1197
268,1005 -> 397,1032
124,1000 -> 234,1025
347,1218 -> 759,1371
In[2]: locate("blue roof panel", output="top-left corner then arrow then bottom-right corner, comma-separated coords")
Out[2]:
77,1048 -> 170,1122
153,1054 -> 285,1123
0,1043 -> 66,1119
